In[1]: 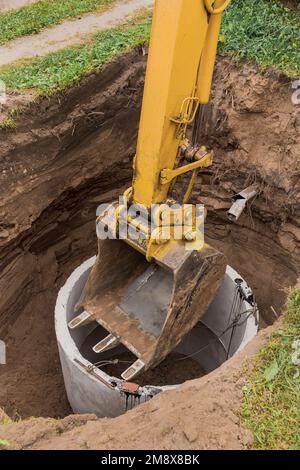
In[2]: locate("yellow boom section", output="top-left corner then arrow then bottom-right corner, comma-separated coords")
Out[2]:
133,0 -> 209,207
77,0 -> 231,380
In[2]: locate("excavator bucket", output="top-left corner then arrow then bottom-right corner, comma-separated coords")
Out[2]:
71,234 -> 226,380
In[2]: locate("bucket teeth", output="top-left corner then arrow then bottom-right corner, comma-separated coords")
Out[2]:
68,310 -> 93,330
92,334 -> 120,354
121,359 -> 145,381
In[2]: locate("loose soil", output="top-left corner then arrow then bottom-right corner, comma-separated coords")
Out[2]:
0,49 -> 299,448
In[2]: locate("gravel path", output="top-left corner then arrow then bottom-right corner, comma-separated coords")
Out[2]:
0,0 -> 38,11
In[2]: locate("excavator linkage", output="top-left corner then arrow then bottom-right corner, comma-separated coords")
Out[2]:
71,205 -> 226,380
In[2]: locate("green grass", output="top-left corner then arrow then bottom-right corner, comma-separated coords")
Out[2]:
242,287 -> 300,450
0,16 -> 152,95
1,0 -> 300,98
0,438 -> 11,448
0,117 -> 17,131
220,0 -> 300,77
0,0 -> 115,45
1,0 -> 300,100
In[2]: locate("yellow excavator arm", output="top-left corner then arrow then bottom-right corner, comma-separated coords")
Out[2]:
133,0 -> 229,207
71,0 -> 230,381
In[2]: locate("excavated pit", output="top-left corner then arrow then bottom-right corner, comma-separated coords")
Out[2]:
0,49 -> 299,420
55,258 -> 258,417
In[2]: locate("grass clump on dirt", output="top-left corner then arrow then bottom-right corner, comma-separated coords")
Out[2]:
242,287 -> 300,450
0,117 -> 17,131
0,438 -> 11,448
0,0 -> 116,45
0,16 -> 151,95
220,0 -> 300,77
